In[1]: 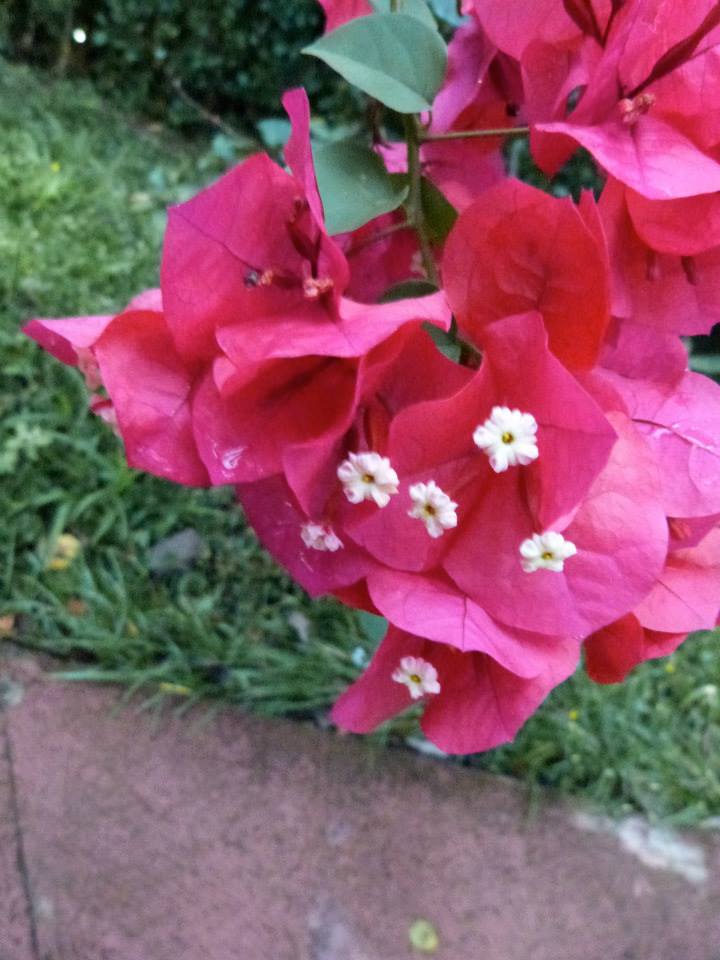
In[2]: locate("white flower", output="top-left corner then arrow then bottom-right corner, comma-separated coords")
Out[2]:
303,276 -> 334,299
520,531 -> 577,573
300,521 -> 343,552
337,451 -> 399,507
473,406 -> 539,473
408,481 -> 458,538
392,656 -> 441,700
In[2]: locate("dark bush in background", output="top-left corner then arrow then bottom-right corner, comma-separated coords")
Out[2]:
2,0 -> 356,129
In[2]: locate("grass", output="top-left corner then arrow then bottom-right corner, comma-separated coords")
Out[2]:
1,59 -> 719,826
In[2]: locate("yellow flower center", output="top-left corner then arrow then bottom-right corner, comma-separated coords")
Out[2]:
501,431 -> 514,444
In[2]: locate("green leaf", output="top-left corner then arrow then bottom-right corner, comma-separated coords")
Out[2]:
256,117 -> 291,150
304,14 -> 448,114
369,0 -> 438,29
313,139 -> 408,234
380,279 -> 438,302
420,176 -> 458,244
210,133 -> 238,163
388,171 -> 458,243
689,353 -> 720,376
427,0 -> 467,25
422,322 -> 461,362
357,610 -> 388,645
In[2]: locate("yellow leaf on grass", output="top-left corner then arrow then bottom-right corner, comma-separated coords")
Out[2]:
159,682 -> 192,697
408,919 -> 439,953
47,533 -> 81,571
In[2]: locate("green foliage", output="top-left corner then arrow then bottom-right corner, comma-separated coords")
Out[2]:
304,13 -> 447,113
357,611 -> 389,645
313,139 -> 408,234
471,638 -> 720,828
507,136 -> 603,199
419,175 -> 458,243
2,60 -> 720,825
3,0 -> 358,131
425,0 -> 466,26
690,352 -> 720,376
0,58 -> 368,717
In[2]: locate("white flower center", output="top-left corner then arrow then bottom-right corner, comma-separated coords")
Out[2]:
303,276 -> 334,299
408,480 -> 458,538
300,521 -> 343,552
473,406 -> 539,473
337,451 -> 399,507
619,92 -> 656,125
392,656 -> 441,700
520,531 -> 577,573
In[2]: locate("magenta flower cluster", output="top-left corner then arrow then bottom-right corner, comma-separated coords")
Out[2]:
27,0 -> 720,752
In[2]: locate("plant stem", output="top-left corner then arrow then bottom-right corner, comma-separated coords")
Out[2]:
346,219 -> 413,256
421,126 -> 530,142
459,338 -> 482,368
404,115 -> 440,287
403,115 -> 482,366
169,77 -> 246,142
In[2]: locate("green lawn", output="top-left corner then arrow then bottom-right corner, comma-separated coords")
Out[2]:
1,59 -> 719,826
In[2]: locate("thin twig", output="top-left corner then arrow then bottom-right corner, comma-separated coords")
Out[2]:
404,115 -> 440,286
346,220 -> 413,256
421,126 -> 530,142
169,77 -> 246,142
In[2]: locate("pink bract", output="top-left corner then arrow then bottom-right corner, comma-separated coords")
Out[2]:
161,152 -> 330,363
344,312 -> 615,574
25,291 -> 210,487
92,303 -> 210,487
584,614 -> 687,685
634,527 -> 720,633
318,0 -> 373,32
192,356 -> 360,486
366,569 -> 573,678
598,178 -> 720,335
443,414 -> 668,637
539,115 -> 720,201
23,313 -> 113,367
162,87 -> 450,370
526,1 -> 720,198
603,368 -> 720,518
626,191 -> 720,257
237,474 -> 378,597
336,212 -> 421,304
467,0 -> 579,60
331,624 -> 579,754
442,180 -> 611,370
23,7 -> 720,755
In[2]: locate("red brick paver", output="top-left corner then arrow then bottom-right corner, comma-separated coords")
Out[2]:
1,655 -> 719,960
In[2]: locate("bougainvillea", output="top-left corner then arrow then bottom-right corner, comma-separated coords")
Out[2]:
26,0 -> 720,754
